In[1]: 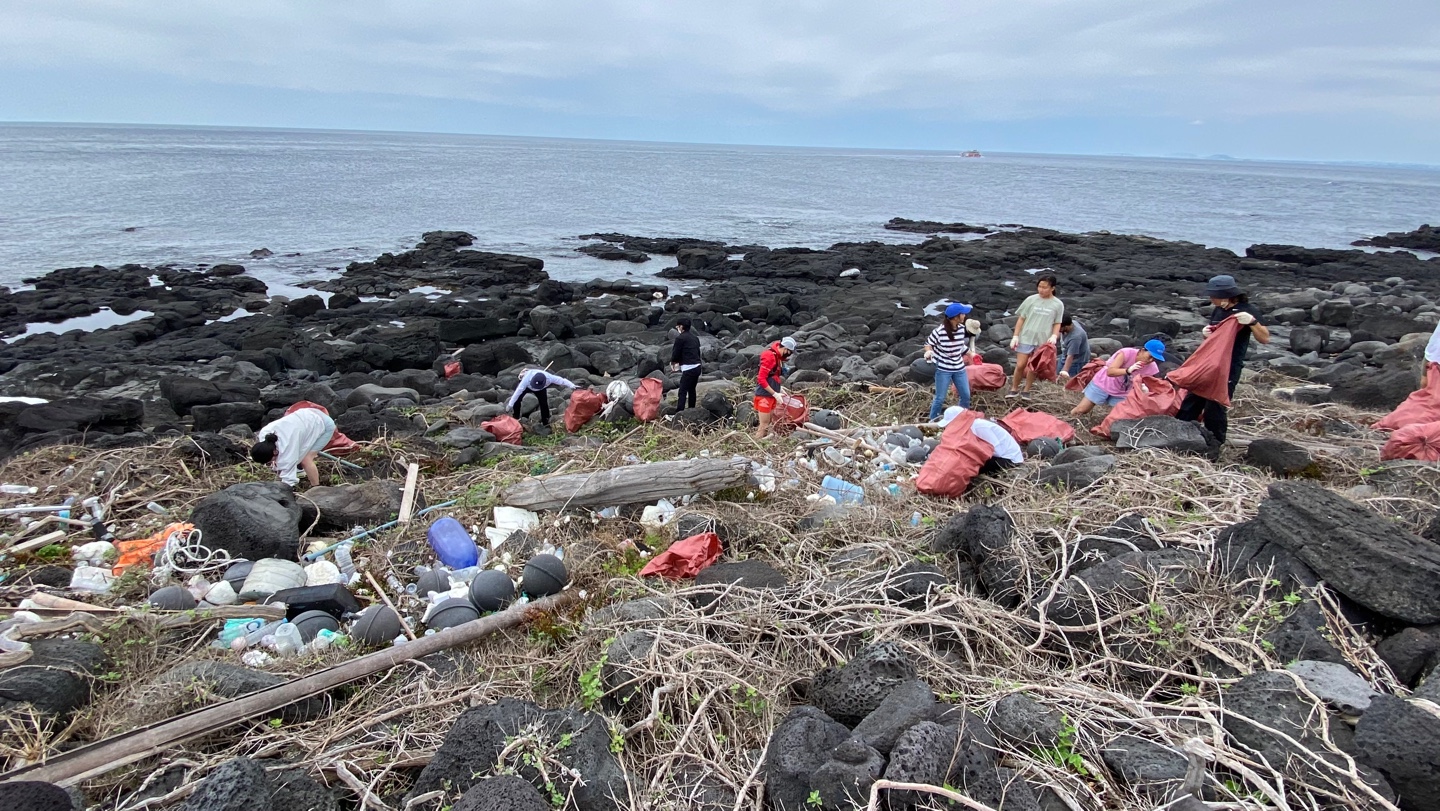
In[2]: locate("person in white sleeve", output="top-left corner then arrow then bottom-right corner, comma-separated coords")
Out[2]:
507,369 -> 578,426
251,407 -> 337,487
937,405 -> 1024,476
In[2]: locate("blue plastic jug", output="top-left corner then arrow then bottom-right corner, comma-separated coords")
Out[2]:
821,475 -> 865,505
427,517 -> 479,568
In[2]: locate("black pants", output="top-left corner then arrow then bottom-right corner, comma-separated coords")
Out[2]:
512,390 -> 551,424
978,457 -> 1017,478
676,367 -> 701,410
1176,375 -> 1239,443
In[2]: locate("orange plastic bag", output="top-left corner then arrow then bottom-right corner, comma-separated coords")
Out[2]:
638,532 -> 723,579
1166,317 -> 1240,407
633,378 -> 664,422
1092,376 -> 1183,439
1026,343 -> 1058,382
916,410 -> 995,498
1065,358 -> 1105,391
113,522 -> 194,575
998,408 -> 1076,444
481,415 -> 524,445
967,355 -> 1008,391
563,389 -> 607,432
1381,421 -> 1440,461
285,401 -> 357,454
1374,363 -> 1440,431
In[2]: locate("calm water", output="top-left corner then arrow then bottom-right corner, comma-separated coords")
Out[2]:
1,123 -> 1437,291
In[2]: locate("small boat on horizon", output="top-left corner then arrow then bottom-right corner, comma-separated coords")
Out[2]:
960,150 -> 982,158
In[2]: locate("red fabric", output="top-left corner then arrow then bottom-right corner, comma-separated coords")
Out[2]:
1026,343 -> 1058,382
563,389 -> 607,432
284,401 -> 357,454
1091,376 -> 1183,439
1166,317 -> 1241,407
771,393 -> 809,435
638,532 -> 723,579
1065,358 -> 1105,392
1381,421 -> 1440,461
998,408 -> 1077,444
443,360 -> 462,379
916,410 -> 994,498
481,415 -> 524,445
633,377 -> 664,421
757,344 -> 784,389
1374,363 -> 1440,432
285,400 -> 328,416
967,355 -> 1007,391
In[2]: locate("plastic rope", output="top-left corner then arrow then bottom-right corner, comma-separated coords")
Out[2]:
152,527 -> 232,581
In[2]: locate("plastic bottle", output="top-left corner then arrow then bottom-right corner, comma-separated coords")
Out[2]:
911,512 -> 922,527
273,623 -> 303,656
243,620 -> 283,648
333,542 -> 356,578
0,484 -> 37,495
887,483 -> 902,499
427,517 -> 479,568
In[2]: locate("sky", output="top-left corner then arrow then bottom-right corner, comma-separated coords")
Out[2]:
2,1 -> 1438,163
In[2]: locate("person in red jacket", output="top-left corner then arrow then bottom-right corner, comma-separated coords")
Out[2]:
755,336 -> 797,438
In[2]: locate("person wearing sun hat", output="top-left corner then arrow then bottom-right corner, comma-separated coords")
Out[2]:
924,301 -> 976,420
1070,337 -> 1167,416
754,335 -> 798,439
1174,274 -> 1269,442
937,405 -> 1024,475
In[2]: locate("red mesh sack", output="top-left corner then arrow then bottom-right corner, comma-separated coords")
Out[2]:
481,415 -> 524,445
1166,317 -> 1240,406
1374,363 -> 1440,432
285,400 -> 329,416
638,533 -> 723,579
1026,343 -> 1058,382
1092,376 -> 1182,439
563,389 -> 606,433
916,410 -> 994,498
1065,358 -> 1105,391
633,378 -> 664,422
1380,421 -> 1440,461
998,408 -> 1076,444
443,360 -> 462,379
771,393 -> 809,435
967,355 -> 1008,391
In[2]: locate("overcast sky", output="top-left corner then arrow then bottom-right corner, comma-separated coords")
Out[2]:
2,1 -> 1437,162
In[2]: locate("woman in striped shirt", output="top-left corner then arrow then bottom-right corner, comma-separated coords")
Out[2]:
925,302 -> 975,421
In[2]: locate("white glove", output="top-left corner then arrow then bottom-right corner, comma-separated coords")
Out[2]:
1127,362 -> 1143,375
1009,337 -> 1019,350
1201,325 -> 1214,337
1235,311 -> 1256,325
1049,334 -> 1059,346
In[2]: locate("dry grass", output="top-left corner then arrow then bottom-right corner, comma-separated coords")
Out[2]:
0,382 -> 1415,811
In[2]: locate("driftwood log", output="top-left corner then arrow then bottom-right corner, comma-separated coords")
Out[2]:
502,457 -> 750,511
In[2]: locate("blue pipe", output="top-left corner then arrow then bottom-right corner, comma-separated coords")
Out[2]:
301,498 -> 459,561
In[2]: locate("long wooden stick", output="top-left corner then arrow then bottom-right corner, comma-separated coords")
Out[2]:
0,591 -> 576,787
364,571 -> 417,641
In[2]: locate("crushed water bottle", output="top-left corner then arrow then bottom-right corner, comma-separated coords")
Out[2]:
910,512 -> 922,527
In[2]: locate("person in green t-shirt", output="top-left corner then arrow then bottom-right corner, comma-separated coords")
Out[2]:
1007,273 -> 1065,399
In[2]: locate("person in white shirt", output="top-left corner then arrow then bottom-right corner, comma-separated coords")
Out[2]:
937,405 -> 1024,475
1424,321 -> 1440,386
507,369 -> 578,425
251,407 -> 337,487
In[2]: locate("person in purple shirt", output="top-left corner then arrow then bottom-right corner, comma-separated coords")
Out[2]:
1070,338 -> 1165,416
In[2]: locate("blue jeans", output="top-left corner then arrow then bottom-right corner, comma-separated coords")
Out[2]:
929,368 -> 972,420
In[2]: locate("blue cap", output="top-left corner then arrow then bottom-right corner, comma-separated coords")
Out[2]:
943,302 -> 973,318
1143,339 -> 1167,362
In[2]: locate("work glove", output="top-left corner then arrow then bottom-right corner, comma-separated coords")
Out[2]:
1009,337 -> 1019,351
1127,362 -> 1143,375
1201,325 -> 1214,338
1235,311 -> 1256,325
1049,335 -> 1059,346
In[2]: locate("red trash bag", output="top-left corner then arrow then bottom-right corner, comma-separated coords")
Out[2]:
1065,358 -> 1105,392
563,389 -> 607,433
1166,317 -> 1241,407
633,377 -> 664,422
481,415 -> 524,445
1092,376 -> 1183,439
998,408 -> 1077,444
638,532 -> 723,579
1381,421 -> 1440,461
285,401 -> 357,454
771,393 -> 810,435
916,410 -> 995,498
967,355 -> 1008,391
1026,343 -> 1058,382
1374,363 -> 1440,432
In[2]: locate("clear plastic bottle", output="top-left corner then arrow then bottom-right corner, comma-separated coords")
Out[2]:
0,484 -> 37,495
273,623 -> 303,656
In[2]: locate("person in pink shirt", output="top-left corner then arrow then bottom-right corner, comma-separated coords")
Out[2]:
1070,338 -> 1166,416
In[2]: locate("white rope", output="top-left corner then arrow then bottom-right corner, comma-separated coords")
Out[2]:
151,527 -> 232,582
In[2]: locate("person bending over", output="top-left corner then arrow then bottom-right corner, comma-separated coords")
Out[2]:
1070,338 -> 1165,416
251,406 -> 337,487
1057,314 -> 1091,381
507,368 -> 578,426
937,405 -> 1024,477
754,336 -> 796,439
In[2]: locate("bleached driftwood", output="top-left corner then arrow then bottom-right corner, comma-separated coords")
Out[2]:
502,457 -> 750,511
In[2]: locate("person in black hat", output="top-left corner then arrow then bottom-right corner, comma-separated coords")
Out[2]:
1175,274 -> 1270,442
669,316 -> 703,410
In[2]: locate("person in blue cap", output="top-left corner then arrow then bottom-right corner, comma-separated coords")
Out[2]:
1070,338 -> 1167,416
924,301 -> 976,421
1175,274 -> 1269,442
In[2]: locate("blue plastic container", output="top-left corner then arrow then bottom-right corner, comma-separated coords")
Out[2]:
427,517 -> 479,568
821,475 -> 865,505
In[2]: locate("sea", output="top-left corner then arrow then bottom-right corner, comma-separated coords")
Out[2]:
1,123 -> 1437,297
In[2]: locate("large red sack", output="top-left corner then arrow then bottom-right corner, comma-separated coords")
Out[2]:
967,355 -> 1008,391
998,408 -> 1077,444
638,532 -> 723,579
563,389 -> 606,432
1025,342 -> 1058,382
481,415 -> 524,445
284,401 -> 357,454
1380,421 -> 1440,461
1374,363 -> 1440,431
633,377 -> 664,422
916,410 -> 994,498
1092,376 -> 1183,439
1065,358 -> 1105,392
1166,317 -> 1240,407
